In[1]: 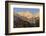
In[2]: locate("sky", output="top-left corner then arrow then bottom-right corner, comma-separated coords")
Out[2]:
14,8 -> 39,14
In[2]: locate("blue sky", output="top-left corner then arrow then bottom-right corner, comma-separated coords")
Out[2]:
14,8 -> 39,14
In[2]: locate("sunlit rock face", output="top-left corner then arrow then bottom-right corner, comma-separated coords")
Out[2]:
14,11 -> 39,22
15,12 -> 39,24
17,12 -> 33,19
16,12 -> 39,19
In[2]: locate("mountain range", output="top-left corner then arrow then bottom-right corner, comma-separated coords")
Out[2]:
14,12 -> 39,28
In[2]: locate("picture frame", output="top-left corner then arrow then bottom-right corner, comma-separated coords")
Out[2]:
5,1 -> 45,35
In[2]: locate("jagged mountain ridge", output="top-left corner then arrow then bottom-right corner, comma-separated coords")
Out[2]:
14,11 -> 39,18
14,12 -> 39,28
14,12 -> 39,22
14,13 -> 39,23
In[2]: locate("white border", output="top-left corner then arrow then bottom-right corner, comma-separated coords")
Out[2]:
8,3 -> 43,33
